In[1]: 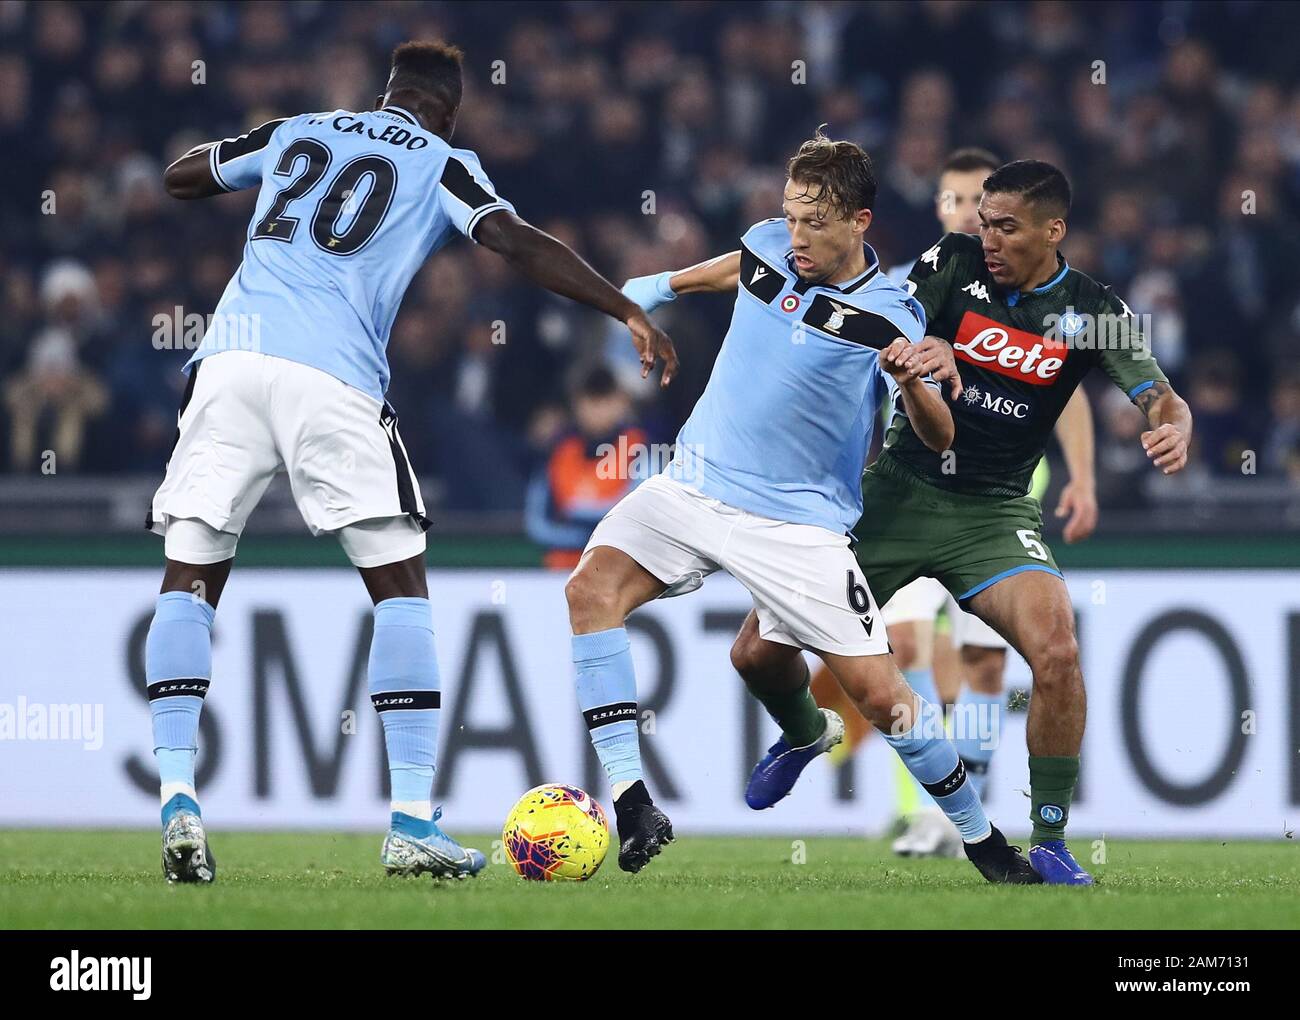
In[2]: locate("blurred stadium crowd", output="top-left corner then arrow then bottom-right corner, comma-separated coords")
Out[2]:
5,1 -> 1300,526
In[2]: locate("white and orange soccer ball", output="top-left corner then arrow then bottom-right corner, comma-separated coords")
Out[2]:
502,783 -> 610,881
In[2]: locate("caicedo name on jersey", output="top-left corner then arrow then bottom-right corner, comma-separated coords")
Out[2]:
309,114 -> 430,150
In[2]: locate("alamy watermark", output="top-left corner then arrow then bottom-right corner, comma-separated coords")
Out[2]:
595,438 -> 705,485
50,952 -> 151,999
152,307 -> 261,352
0,697 -> 103,750
892,697 -> 1000,751
1042,306 -> 1153,358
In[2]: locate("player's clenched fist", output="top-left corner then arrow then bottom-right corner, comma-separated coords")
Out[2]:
879,338 -> 919,382
1141,422 -> 1189,474
901,335 -> 963,401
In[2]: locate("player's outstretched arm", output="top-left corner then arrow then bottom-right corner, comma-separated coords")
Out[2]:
881,339 -> 955,452
165,117 -> 287,199
475,210 -> 678,386
621,252 -> 741,315
1134,381 -> 1193,474
670,252 -> 741,294
162,143 -> 225,200
1053,388 -> 1098,543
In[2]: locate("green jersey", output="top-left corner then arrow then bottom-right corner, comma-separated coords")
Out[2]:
883,232 -> 1166,497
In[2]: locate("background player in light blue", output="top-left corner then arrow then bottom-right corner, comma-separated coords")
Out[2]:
567,131 -> 1038,883
146,40 -> 678,884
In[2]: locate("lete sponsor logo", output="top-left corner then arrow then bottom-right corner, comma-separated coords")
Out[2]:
953,311 -> 1067,384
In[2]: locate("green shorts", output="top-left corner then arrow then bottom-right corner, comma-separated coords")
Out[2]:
852,453 -> 1063,609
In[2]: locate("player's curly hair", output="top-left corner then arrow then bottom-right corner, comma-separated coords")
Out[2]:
388,40 -> 464,110
786,127 -> 877,219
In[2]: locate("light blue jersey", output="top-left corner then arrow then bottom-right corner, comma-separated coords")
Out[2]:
886,258 -> 917,288
187,106 -> 515,399
669,219 -> 928,533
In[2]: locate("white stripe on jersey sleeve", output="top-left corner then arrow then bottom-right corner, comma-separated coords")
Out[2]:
211,118 -> 289,192
437,152 -> 516,242
464,201 -> 513,242
208,143 -> 233,193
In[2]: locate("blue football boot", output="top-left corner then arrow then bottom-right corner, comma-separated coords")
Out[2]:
745,708 -> 844,809
1029,839 -> 1095,885
381,808 -> 486,880
160,793 -> 216,884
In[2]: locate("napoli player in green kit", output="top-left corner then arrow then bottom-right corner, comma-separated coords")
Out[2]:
731,160 -> 1193,884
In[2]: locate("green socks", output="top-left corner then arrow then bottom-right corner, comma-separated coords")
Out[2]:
1029,754 -> 1079,843
750,661 -> 826,747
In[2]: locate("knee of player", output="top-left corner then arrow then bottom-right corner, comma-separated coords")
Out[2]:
564,569 -> 615,628
861,682 -> 907,728
728,633 -> 764,680
835,668 -> 900,727
1030,631 -> 1081,686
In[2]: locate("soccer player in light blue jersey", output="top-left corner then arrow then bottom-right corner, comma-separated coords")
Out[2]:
145,41 -> 677,883
568,131 -> 1038,883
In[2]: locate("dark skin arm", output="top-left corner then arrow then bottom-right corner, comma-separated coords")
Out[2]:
163,143 -> 225,200
161,145 -> 678,384
474,210 -> 678,385
903,337 -> 1193,474
1134,380 -> 1192,474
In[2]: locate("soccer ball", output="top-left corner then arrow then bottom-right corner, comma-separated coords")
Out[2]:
502,783 -> 610,881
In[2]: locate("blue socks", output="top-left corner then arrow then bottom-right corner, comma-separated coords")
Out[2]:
145,592 -> 214,811
146,591 -> 446,828
900,668 -> 939,810
572,627 -> 642,796
883,695 -> 991,843
953,688 -> 1002,799
369,597 -> 441,821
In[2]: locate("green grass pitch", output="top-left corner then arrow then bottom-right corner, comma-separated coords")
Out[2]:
1,830 -> 1297,929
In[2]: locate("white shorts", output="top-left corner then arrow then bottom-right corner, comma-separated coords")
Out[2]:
881,577 -> 1008,649
585,473 -> 888,657
952,603 -> 1009,650
881,577 -> 949,626
149,350 -> 428,567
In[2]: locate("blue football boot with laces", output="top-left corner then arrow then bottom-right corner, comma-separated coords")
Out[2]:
381,808 -> 486,880
1029,839 -> 1095,885
745,708 -> 844,809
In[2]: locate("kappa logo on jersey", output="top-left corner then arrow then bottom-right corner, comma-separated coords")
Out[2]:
960,382 -> 1032,422
823,301 -> 859,333
918,242 -> 942,272
953,311 -> 1068,385
962,280 -> 991,302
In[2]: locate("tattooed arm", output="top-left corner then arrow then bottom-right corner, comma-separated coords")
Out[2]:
1134,381 -> 1193,475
